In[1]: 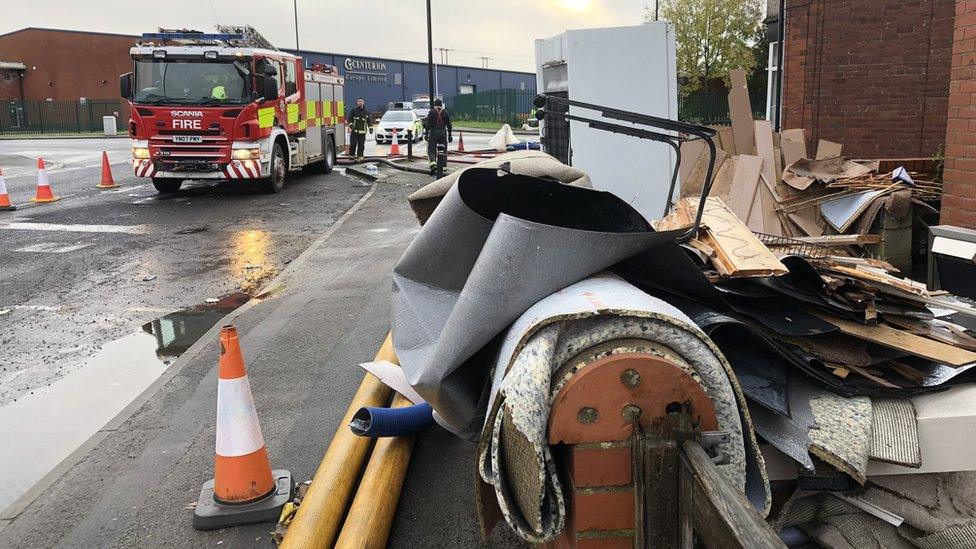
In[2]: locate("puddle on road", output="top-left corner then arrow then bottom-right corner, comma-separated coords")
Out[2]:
141,292 -> 251,362
0,292 -> 252,513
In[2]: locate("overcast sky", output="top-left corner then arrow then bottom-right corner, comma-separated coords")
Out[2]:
1,0 -> 652,72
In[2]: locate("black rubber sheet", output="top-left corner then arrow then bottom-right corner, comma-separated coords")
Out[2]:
391,168 -> 683,436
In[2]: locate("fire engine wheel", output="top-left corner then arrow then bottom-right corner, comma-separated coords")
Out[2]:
323,137 -> 335,174
302,137 -> 335,175
263,142 -> 287,194
151,178 -> 183,194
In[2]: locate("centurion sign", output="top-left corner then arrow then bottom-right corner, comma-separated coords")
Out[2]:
343,58 -> 388,83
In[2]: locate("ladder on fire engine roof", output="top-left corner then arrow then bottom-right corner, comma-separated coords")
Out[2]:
214,25 -> 279,51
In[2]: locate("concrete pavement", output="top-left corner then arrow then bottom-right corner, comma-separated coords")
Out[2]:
0,165 -> 525,547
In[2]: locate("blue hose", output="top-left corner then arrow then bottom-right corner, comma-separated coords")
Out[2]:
349,402 -> 435,437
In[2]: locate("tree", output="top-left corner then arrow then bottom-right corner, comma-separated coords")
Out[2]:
647,0 -> 764,94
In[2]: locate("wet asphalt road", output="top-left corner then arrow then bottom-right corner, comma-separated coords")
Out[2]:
0,137 -> 370,407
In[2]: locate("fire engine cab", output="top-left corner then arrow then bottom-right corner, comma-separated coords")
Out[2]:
120,26 -> 345,194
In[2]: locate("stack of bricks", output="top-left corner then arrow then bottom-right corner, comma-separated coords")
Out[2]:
556,442 -> 636,548
942,0 -> 976,229
543,353 -> 718,548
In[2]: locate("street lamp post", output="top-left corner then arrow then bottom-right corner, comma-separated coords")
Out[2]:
426,0 -> 435,101
293,0 -> 301,56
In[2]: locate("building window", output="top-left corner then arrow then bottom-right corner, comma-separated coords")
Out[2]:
765,42 -> 781,124
395,73 -> 402,85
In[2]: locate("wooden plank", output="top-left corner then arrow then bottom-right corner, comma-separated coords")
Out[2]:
707,155 -> 738,202
809,311 -> 976,366
759,174 -> 784,236
816,139 -> 843,160
682,147 -> 728,199
684,197 -> 788,277
679,140 -> 706,187
718,127 -> 737,155
681,441 -> 786,549
752,120 -> 785,236
788,208 -> 823,236
774,146 -> 783,181
728,69 -> 756,155
754,120 -> 778,188
726,154 -> 764,229
793,234 -> 882,246
636,414 -> 697,549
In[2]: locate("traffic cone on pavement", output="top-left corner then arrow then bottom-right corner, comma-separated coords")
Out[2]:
390,128 -> 401,156
0,168 -> 15,211
96,151 -> 118,189
192,325 -> 293,530
457,132 -> 465,153
30,158 -> 60,203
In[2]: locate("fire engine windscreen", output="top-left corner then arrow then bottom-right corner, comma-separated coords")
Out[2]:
133,60 -> 251,105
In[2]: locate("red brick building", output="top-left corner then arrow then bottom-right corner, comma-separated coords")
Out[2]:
0,28 -> 136,101
941,0 -> 976,228
777,0 -> 955,160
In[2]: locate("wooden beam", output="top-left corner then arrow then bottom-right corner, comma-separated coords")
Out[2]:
684,197 -> 788,277
681,441 -> 786,549
809,311 -> 976,366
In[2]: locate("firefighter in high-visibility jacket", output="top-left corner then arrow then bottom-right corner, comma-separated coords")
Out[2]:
423,98 -> 452,173
347,98 -> 371,161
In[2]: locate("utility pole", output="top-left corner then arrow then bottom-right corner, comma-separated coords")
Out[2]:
480,56 -> 492,68
426,0 -> 434,101
655,0 -> 659,21
293,0 -> 301,57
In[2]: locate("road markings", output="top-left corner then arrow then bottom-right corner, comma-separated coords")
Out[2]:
14,242 -> 93,253
0,222 -> 149,234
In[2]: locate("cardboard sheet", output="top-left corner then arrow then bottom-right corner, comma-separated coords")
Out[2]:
816,139 -> 843,160
726,154 -> 764,230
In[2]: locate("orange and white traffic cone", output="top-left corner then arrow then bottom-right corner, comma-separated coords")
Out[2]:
390,128 -> 401,156
192,325 -> 292,530
457,131 -> 465,153
96,151 -> 118,189
0,168 -> 15,211
30,158 -> 60,204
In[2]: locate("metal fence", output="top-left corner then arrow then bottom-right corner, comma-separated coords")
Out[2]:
444,89 -> 536,128
441,87 -> 765,129
0,99 -> 126,135
677,89 -> 766,126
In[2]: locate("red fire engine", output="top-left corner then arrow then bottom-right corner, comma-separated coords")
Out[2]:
120,26 -> 345,194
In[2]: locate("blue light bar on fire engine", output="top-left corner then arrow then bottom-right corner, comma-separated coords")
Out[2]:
141,33 -> 245,41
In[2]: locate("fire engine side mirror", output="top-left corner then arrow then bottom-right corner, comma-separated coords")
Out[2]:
119,72 -> 133,100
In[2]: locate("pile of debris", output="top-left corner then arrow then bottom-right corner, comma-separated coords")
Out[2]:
679,69 -> 941,277
647,192 -> 976,545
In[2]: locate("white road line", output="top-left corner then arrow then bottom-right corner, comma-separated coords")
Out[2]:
0,222 -> 148,234
14,242 -> 93,253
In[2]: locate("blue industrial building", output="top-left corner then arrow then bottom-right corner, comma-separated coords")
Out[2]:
290,49 -> 537,113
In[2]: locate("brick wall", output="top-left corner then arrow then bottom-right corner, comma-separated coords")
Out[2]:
0,28 -> 135,101
782,0 -> 955,158
941,1 -> 976,228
